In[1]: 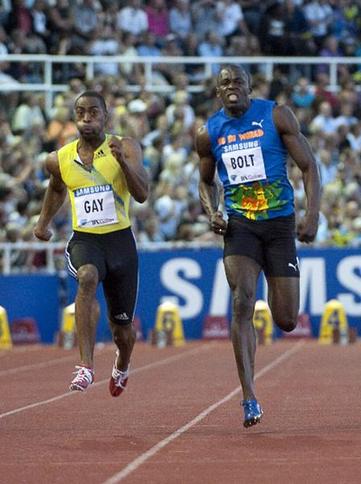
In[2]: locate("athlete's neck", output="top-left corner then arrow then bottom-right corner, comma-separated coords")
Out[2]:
78,134 -> 106,152
224,99 -> 251,118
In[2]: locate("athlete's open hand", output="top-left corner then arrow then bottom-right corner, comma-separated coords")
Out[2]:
210,211 -> 227,236
296,212 -> 319,243
33,224 -> 53,241
108,136 -> 124,164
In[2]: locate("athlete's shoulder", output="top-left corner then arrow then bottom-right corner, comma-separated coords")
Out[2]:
252,98 -> 276,109
45,151 -> 61,178
207,107 -> 224,123
58,138 -> 78,156
206,108 -> 226,137
195,123 -> 211,150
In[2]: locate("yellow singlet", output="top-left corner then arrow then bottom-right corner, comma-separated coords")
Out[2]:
58,135 -> 131,234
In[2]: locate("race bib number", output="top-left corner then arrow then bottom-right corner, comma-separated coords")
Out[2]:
222,147 -> 266,184
74,185 -> 118,228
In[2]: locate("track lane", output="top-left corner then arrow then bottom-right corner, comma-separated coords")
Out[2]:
115,341 -> 361,484
0,341 -> 300,484
1,341 -> 360,484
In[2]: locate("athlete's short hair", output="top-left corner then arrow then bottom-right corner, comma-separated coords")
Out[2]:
75,91 -> 107,112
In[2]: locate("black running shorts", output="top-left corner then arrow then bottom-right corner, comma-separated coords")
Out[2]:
223,214 -> 299,277
66,227 -> 138,324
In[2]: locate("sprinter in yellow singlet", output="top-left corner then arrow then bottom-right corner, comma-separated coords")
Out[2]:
34,91 -> 149,395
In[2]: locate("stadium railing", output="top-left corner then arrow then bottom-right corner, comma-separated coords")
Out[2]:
0,241 -> 219,274
0,54 -> 359,111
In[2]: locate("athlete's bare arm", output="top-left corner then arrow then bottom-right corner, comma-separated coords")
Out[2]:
273,104 -> 321,243
195,125 -> 227,234
108,136 -> 149,203
33,151 -> 67,241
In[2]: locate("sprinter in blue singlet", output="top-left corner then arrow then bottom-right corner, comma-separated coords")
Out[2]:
195,65 -> 321,428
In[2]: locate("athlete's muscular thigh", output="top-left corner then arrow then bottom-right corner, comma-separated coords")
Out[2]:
266,276 -> 299,332
224,255 -> 261,319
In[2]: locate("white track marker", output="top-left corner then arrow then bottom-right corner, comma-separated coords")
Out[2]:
102,340 -> 305,484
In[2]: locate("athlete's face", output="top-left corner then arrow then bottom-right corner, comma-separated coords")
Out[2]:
74,96 -> 107,140
216,67 -> 251,116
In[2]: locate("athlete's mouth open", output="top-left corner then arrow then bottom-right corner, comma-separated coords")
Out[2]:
227,93 -> 239,102
81,125 -> 94,134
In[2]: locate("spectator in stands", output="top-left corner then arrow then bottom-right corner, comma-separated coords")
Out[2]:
313,72 -> 339,112
309,101 -> 338,135
165,90 -> 195,131
182,33 -> 205,82
191,0 -> 218,40
5,0 -> 33,38
143,135 -> 164,181
159,34 -> 185,83
116,0 -> 148,37
11,93 -> 46,135
169,0 -> 192,42
126,98 -> 150,140
346,121 -> 361,153
240,0 -> 263,35
317,35 -> 344,76
258,1 -> 288,56
71,0 -> 99,53
250,73 -> 271,99
137,31 -> 161,57
0,22 -> 7,52
46,104 -> 77,150
31,0 -> 49,47
145,0 -> 170,45
334,102 -> 358,130
120,32 -> 141,81
318,148 -> 338,186
88,25 -> 121,77
330,0 -> 358,44
154,192 -> 179,240
225,34 -> 261,59
215,0 -> 249,43
0,1 -> 10,27
291,77 -> 316,109
162,133 -> 188,168
137,214 -> 163,242
284,0 -> 315,56
302,0 -> 333,49
46,0 -> 73,54
198,32 -> 224,75
338,79 -> 361,114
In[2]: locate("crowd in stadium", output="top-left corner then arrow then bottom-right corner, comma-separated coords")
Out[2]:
0,0 -> 361,271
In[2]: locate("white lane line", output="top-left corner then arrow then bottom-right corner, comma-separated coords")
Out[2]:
0,354 -> 79,377
102,340 -> 305,484
0,345 -> 43,354
0,345 -> 109,377
0,343 -> 214,419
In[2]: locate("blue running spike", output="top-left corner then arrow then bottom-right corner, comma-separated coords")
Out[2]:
242,399 -> 263,428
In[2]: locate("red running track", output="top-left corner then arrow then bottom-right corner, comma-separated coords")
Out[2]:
0,339 -> 360,484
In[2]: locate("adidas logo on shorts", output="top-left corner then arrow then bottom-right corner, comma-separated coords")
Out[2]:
114,313 -> 129,320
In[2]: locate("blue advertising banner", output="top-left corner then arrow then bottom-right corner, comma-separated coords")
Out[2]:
0,247 -> 360,343
137,247 -> 361,340
0,275 -> 60,343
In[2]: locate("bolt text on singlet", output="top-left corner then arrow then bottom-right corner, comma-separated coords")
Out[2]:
230,153 -> 255,169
